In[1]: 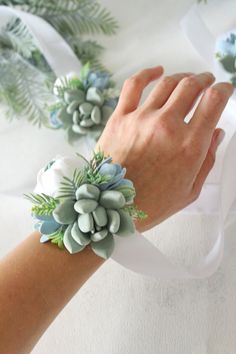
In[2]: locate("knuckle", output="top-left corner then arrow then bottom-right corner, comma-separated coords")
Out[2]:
159,105 -> 176,119
161,76 -> 178,88
124,75 -> 142,88
182,76 -> 200,90
157,116 -> 175,136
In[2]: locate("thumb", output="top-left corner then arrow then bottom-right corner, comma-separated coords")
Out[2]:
192,128 -> 225,197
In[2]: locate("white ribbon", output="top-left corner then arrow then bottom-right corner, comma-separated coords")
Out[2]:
0,6 -> 81,76
2,5 -> 236,279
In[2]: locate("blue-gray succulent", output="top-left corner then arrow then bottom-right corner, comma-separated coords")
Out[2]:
35,182 -> 135,259
50,69 -> 119,142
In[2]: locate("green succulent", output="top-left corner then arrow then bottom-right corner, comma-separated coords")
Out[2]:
57,86 -> 114,140
52,183 -> 135,259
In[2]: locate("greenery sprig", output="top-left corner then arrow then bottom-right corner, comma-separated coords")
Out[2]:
123,205 -> 147,220
25,193 -> 59,215
0,0 -> 118,125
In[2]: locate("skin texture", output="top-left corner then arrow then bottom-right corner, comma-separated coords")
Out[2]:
0,66 -> 233,353
97,66 -> 233,231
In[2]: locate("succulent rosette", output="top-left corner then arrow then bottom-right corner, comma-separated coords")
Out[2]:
216,33 -> 236,87
26,151 -> 147,259
49,63 -> 119,143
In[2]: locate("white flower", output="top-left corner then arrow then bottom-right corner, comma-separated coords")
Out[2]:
34,155 -> 87,197
53,72 -> 80,96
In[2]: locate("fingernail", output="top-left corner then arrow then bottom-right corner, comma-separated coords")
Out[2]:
216,130 -> 225,147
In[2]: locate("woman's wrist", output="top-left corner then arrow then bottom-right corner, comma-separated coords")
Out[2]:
0,231 -> 105,354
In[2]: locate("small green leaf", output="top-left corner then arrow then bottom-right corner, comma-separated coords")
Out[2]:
123,205 -> 148,220
80,62 -> 91,81
220,55 -> 236,74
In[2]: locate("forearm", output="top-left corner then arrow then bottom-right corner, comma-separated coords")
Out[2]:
0,231 -> 105,354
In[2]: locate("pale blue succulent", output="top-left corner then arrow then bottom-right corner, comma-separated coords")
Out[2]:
97,161 -> 134,191
49,111 -> 64,129
33,214 -> 61,243
217,34 -> 236,57
84,71 -> 110,90
105,97 -> 119,109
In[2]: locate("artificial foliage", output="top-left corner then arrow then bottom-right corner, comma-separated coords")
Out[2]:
26,151 -> 147,259
49,63 -> 119,142
0,0 -> 118,126
216,33 -> 236,88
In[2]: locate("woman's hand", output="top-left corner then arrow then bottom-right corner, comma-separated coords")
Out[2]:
96,66 -> 234,231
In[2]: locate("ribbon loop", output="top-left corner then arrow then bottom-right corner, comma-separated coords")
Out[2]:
0,6 -> 81,76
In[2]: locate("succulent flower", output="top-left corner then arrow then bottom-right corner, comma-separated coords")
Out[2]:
57,85 -> 114,136
49,64 -> 119,142
51,184 -> 135,258
33,214 -> 61,243
27,152 -> 147,259
97,160 -> 134,192
83,71 -> 110,90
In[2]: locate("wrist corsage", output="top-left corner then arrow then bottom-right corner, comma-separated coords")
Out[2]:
49,64 -> 119,143
26,151 -> 147,259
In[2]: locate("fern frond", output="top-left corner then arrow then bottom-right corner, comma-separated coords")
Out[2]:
0,50 -> 55,126
24,192 -> 59,215
0,17 -> 37,58
58,168 -> 87,198
68,38 -> 106,71
48,227 -> 65,249
0,0 -> 118,122
0,0 -> 118,36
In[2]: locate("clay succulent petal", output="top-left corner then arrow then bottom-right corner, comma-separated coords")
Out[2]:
91,233 -> 115,259
53,199 -> 77,224
63,224 -> 86,254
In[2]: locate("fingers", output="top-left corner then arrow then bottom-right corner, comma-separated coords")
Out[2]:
143,73 -> 193,110
162,72 -> 215,119
116,66 -> 164,114
190,83 -> 234,142
191,129 -> 225,198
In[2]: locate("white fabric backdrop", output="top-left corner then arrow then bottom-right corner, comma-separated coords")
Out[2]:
1,0 -> 236,352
